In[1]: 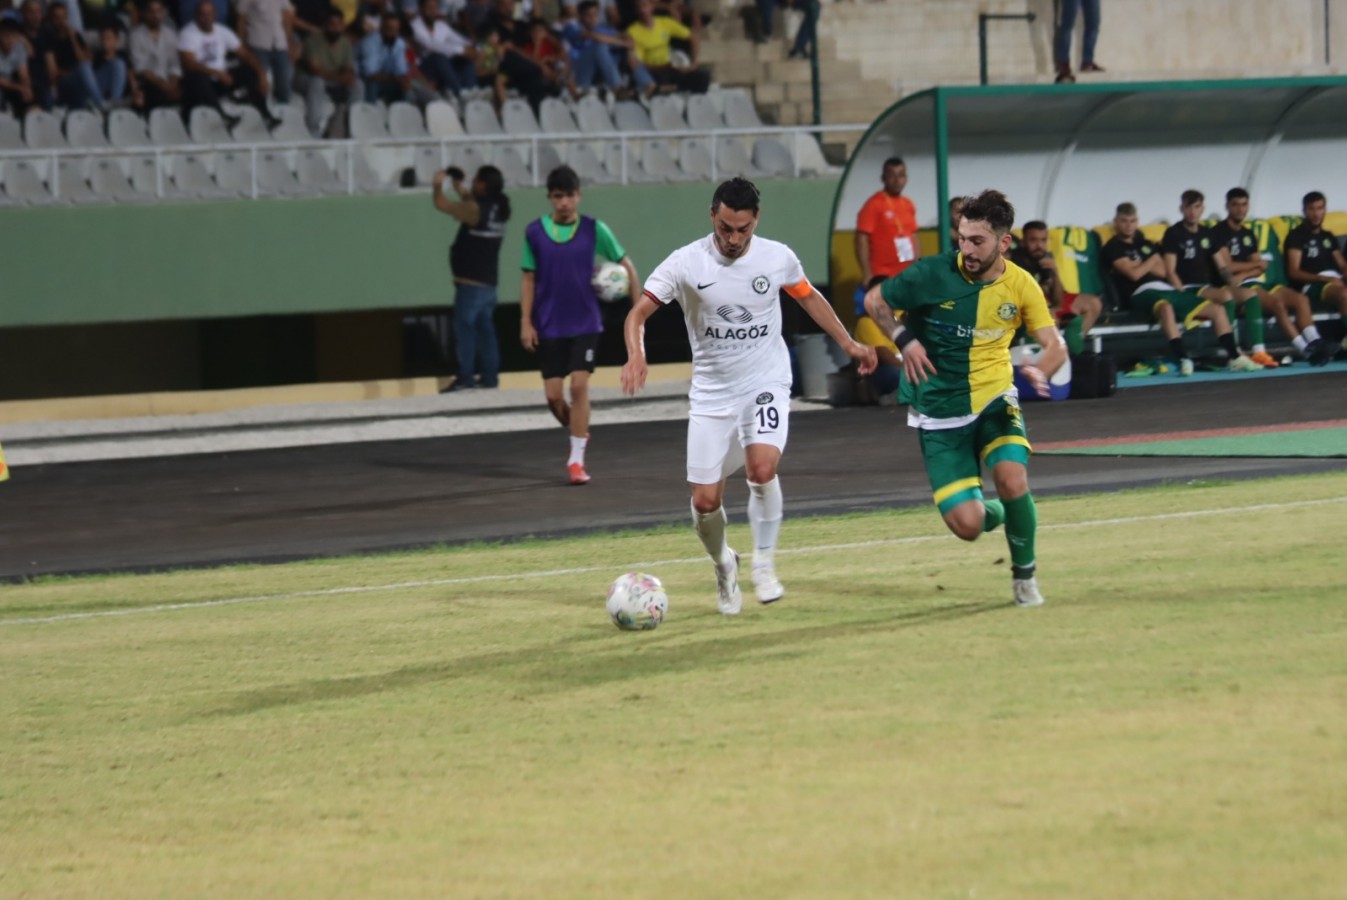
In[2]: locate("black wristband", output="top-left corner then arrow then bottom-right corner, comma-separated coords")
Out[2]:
894,328 -> 917,351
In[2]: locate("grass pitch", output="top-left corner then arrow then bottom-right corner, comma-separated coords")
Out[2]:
3,473 -> 1347,897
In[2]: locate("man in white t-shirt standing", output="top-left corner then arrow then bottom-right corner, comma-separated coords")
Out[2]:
622,178 -> 876,616
178,0 -> 277,128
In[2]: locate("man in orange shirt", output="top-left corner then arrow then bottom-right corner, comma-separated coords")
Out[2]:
854,157 -> 920,305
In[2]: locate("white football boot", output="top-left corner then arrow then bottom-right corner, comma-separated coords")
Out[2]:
715,550 -> 743,616
751,560 -> 785,604
1013,575 -> 1045,608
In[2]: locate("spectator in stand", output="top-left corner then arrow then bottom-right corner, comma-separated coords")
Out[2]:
18,0 -> 52,110
460,0 -> 494,38
626,0 -> 705,93
853,156 -> 919,314
179,0 -> 278,129
1053,0 -> 1101,84
42,2 -> 109,111
0,17 -> 34,114
786,0 -> 815,60
1101,202 -> 1256,376
1010,220 -> 1103,355
358,10 -> 408,102
522,16 -> 566,91
92,22 -> 140,106
294,7 -> 353,136
411,0 -> 476,96
236,0 -> 294,104
177,0 -> 225,30
485,1 -> 555,111
130,0 -> 182,109
1211,187 -> 1332,366
563,0 -> 651,97
1284,191 -> 1347,345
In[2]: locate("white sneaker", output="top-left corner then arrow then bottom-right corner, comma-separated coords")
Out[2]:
1226,354 -> 1262,373
1178,358 -> 1194,376
1013,576 -> 1045,608
715,550 -> 743,616
751,560 -> 785,604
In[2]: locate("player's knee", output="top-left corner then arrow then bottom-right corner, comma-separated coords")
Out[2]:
690,493 -> 720,515
745,460 -> 777,484
945,513 -> 982,542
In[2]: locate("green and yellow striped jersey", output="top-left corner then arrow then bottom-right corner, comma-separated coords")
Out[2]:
880,250 -> 1055,427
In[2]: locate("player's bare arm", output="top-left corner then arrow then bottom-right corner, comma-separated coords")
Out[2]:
1162,251 -> 1184,289
863,289 -> 936,384
519,270 -> 538,350
1213,248 -> 1239,289
795,288 -> 877,375
432,170 -> 479,224
1019,324 -> 1067,398
1284,248 -> 1326,285
619,256 -> 641,300
620,293 -> 661,395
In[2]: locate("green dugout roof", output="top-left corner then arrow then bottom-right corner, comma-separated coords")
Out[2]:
829,76 -> 1347,275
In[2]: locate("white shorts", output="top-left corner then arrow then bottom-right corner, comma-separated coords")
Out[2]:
686,385 -> 791,484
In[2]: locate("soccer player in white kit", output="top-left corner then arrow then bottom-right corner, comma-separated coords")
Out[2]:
621,178 -> 877,615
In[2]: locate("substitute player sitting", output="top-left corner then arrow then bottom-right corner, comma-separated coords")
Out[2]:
621,177 -> 875,616
864,189 -> 1065,608
1009,219 -> 1103,355
1284,190 -> 1347,355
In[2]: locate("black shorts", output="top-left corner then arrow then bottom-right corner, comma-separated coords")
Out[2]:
538,332 -> 601,380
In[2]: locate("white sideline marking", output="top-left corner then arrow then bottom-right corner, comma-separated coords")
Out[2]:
4,495 -> 1346,628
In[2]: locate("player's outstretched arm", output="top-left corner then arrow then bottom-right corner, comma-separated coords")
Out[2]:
864,286 -> 935,384
796,287 -> 876,375
621,293 -> 661,395
1019,324 -> 1068,397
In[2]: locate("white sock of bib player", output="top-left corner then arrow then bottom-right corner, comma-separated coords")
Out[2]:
567,435 -> 588,466
691,499 -> 730,566
747,477 -> 783,566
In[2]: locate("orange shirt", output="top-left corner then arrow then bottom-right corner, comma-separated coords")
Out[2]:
856,191 -> 919,279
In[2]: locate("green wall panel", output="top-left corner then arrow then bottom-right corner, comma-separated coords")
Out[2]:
0,178 -> 839,328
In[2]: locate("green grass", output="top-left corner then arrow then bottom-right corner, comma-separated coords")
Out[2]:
3,473 -> 1347,898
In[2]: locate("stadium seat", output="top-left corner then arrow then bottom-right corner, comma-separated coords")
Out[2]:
149,108 -> 192,146
89,157 -> 152,202
348,102 -> 390,140
412,144 -> 441,185
464,98 -> 503,135
539,98 -> 579,134
172,153 -> 234,199
296,149 -> 346,194
24,110 -> 67,149
678,137 -> 713,179
641,138 -> 692,181
567,141 -> 611,184
612,100 -> 653,132
792,132 -> 837,176
496,144 -> 532,185
685,93 -> 722,130
536,142 -> 564,175
271,104 -> 310,141
128,154 -> 168,198
714,136 -> 763,177
4,159 -> 57,204
501,98 -> 540,135
389,101 -> 428,138
231,107 -> 274,143
425,99 -> 464,137
575,94 -> 614,133
257,151 -> 310,196
648,94 -> 687,131
213,151 -> 253,196
751,137 -> 793,176
602,140 -> 657,183
55,157 -> 100,204
353,147 -> 396,193
108,108 -> 150,147
189,107 -> 234,144
450,143 -> 489,178
0,113 -> 23,149
66,110 -> 109,148
722,88 -> 763,128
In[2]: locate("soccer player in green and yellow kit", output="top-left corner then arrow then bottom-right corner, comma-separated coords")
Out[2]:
863,190 -> 1066,607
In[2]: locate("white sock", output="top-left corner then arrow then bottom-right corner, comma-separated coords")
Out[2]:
1293,334 -> 1308,352
747,477 -> 783,566
1304,324 -> 1322,343
568,435 -> 587,466
1253,343 -> 1266,354
691,500 -> 729,565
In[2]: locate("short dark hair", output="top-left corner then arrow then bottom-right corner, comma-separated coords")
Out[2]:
577,0 -> 598,12
1180,189 -> 1204,206
475,165 -> 510,219
1021,220 -> 1048,234
1226,187 -> 1249,202
1303,190 -> 1326,207
1116,202 -> 1137,217
958,189 -> 1014,235
711,176 -> 760,213
546,164 -> 580,194
883,156 -> 905,170
0,18 -> 21,32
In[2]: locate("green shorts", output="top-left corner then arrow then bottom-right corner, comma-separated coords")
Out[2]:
1301,281 -> 1343,305
1130,288 -> 1212,329
919,396 -> 1031,515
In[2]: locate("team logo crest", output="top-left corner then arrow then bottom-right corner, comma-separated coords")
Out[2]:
996,302 -> 1017,321
1242,235 -> 1253,246
1200,238 -> 1210,249
1141,244 -> 1153,254
751,276 -> 771,294
755,392 -> 774,404
716,304 -> 754,323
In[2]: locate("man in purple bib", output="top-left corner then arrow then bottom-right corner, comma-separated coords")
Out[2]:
521,166 -> 640,485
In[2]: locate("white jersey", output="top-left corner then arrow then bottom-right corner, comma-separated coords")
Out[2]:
643,234 -> 811,412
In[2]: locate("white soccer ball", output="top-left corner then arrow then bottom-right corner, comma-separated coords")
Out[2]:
606,572 -> 668,631
592,261 -> 631,303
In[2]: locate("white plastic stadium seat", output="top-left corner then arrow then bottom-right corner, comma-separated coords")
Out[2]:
128,154 -> 173,198
539,98 -> 578,134
464,98 -> 503,135
231,106 -> 274,143
641,138 -> 692,181
567,141 -> 611,184
536,142 -> 564,175
172,153 -> 234,199
449,143 -> 489,178
678,137 -> 712,179
501,97 -> 539,135
272,104 -> 311,141
65,110 -> 109,148
296,149 -> 346,194
612,100 -> 653,132
89,157 -> 151,202
648,94 -> 687,131
108,108 -> 150,147
715,137 -> 763,177
388,101 -> 428,138
684,93 -> 723,130
0,113 -> 22,149
574,94 -> 614,133
4,159 -> 57,204
413,144 -> 442,185
603,140 -> 658,183
213,150 -> 253,196
189,106 -> 234,143
24,110 -> 67,148
353,147 -> 396,193
257,150 -> 309,196
149,107 -> 193,145
424,99 -> 464,137
496,144 -> 532,185
348,102 -> 390,139
751,137 -> 794,176
792,132 -> 838,175
722,88 -> 763,128
55,157 -> 101,204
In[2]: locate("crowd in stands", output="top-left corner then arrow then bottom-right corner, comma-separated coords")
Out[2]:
0,0 -> 720,136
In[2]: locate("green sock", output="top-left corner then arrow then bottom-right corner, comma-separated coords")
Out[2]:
1063,317 -> 1084,356
1243,297 -> 1264,347
1003,493 -> 1037,575
982,498 -> 1006,533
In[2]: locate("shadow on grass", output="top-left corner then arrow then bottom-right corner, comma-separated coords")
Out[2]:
200,600 -> 1006,719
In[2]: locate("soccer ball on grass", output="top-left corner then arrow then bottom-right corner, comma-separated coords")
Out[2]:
592,261 -> 631,303
606,572 -> 668,631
